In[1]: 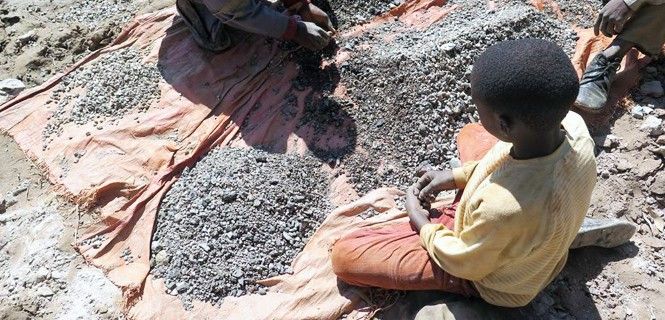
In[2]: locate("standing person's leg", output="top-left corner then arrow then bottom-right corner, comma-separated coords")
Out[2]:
331,123 -> 497,296
576,4 -> 665,112
616,5 -> 665,58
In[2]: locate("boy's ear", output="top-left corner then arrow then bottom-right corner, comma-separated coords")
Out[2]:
498,114 -> 512,136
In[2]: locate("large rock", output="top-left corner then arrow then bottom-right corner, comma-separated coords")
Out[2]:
35,267 -> 50,283
593,134 -> 620,149
155,250 -> 170,266
640,116 -> 664,137
635,158 -> 661,178
413,299 -> 513,320
653,172 -> 665,196
652,146 -> 665,157
631,105 -> 653,119
16,30 -> 37,46
36,286 -> 54,297
657,135 -> 665,145
0,78 -> 25,95
641,81 -> 664,98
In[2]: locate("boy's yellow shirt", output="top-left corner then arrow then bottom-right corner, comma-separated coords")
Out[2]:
420,111 -> 597,307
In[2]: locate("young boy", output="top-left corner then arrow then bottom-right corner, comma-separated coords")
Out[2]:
331,39 -> 635,307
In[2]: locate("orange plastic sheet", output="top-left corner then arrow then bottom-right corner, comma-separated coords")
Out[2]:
0,7 -> 357,318
343,0 -> 457,37
531,0 -> 563,20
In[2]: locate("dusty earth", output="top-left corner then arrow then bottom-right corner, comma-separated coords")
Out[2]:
0,133 -> 125,320
0,0 -> 171,318
0,0 -> 171,87
0,0 -> 664,319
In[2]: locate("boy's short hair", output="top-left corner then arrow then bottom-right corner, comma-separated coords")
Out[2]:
470,38 -> 579,129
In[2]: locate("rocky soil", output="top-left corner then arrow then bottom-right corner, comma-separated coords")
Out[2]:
0,0 -> 170,319
0,134 -> 124,320
0,0 -> 170,89
151,148 -> 332,308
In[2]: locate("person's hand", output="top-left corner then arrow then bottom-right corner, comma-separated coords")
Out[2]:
594,0 -> 634,37
406,186 -> 430,231
298,3 -> 336,33
413,170 -> 456,203
292,21 -> 331,50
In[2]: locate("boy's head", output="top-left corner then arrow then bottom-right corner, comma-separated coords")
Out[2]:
470,38 -> 579,142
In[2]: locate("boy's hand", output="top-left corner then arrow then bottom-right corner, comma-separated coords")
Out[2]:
292,21 -> 331,50
413,170 -> 456,203
299,3 -> 336,33
406,186 -> 430,231
594,0 -> 634,37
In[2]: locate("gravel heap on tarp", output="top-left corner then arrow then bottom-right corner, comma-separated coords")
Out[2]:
335,3 -> 577,193
151,147 -> 332,308
321,0 -> 399,29
55,0 -> 141,29
42,48 -> 160,148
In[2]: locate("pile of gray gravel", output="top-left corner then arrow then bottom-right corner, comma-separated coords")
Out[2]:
151,147 -> 332,308
55,0 -> 140,30
318,0 -> 400,29
42,48 -> 160,148
554,0 -> 601,28
332,2 -> 578,193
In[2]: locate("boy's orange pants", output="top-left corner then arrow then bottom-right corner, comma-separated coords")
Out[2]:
331,123 -> 498,297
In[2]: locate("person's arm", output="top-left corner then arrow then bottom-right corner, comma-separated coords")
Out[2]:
203,0 -> 290,39
452,161 -> 478,189
203,0 -> 331,49
595,0 -> 665,36
406,186 -> 431,231
282,0 -> 335,32
412,165 -> 478,204
419,203 -> 526,281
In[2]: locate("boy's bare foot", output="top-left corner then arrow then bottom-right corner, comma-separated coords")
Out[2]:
570,217 -> 636,249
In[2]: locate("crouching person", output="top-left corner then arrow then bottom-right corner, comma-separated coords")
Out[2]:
331,39 -> 635,307
176,0 -> 335,52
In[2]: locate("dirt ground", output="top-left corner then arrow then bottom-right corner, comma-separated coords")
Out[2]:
0,0 -> 172,86
0,133 -> 126,319
1,0 -> 664,319
0,0 -> 172,318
